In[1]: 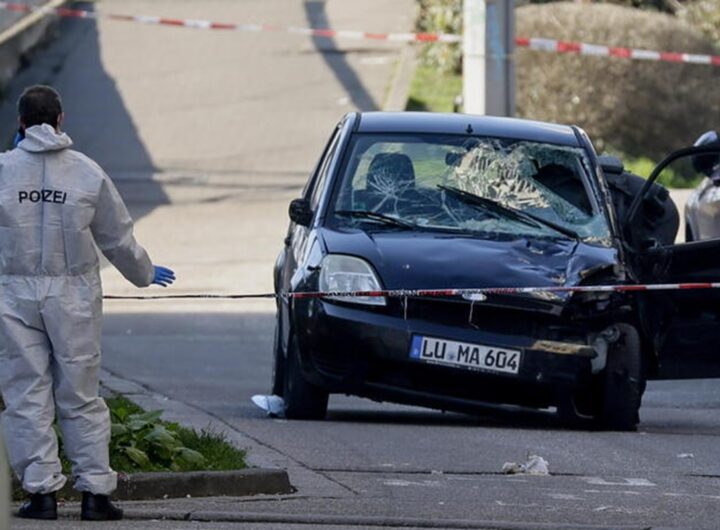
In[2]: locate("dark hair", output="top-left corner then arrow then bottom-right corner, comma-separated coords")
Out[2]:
17,85 -> 63,128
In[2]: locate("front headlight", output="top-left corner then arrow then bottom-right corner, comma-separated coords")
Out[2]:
318,255 -> 386,306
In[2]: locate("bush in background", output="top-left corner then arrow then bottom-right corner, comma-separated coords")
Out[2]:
515,2 -> 720,161
415,0 -> 462,73
679,0 -> 720,41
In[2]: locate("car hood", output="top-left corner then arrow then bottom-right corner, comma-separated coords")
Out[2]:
320,228 -> 618,307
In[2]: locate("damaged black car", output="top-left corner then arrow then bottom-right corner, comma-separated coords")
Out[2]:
273,111 -> 720,430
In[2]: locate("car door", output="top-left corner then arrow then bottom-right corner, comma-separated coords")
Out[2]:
277,119 -> 347,349
627,145 -> 720,379
638,238 -> 720,379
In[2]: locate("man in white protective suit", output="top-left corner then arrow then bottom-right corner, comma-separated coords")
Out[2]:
0,85 -> 176,521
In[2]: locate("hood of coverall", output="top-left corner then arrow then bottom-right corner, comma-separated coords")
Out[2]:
19,124 -> 73,153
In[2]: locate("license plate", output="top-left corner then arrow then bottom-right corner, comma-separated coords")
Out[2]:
409,335 -> 521,375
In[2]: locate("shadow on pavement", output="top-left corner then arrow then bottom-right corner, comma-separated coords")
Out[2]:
327,405 -> 564,431
0,2 -> 168,221
304,1 -> 378,111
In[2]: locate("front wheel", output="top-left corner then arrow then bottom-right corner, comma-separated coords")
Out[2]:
271,317 -> 285,397
598,323 -> 644,431
283,333 -> 329,420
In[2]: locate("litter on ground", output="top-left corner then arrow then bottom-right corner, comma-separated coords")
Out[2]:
251,394 -> 286,418
502,455 -> 550,476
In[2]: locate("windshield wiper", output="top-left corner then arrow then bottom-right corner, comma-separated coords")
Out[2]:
334,210 -> 416,229
437,185 -> 580,240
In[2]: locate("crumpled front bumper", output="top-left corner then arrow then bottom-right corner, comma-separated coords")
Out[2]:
293,298 -> 598,411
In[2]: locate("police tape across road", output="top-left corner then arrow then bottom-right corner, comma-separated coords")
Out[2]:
2,1 -> 720,68
102,281 -> 720,301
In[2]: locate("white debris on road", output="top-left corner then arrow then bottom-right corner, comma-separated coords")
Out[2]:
251,394 -> 286,418
502,455 -> 550,476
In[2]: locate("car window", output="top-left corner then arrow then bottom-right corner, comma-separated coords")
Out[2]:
332,133 -> 611,244
302,126 -> 340,201
309,129 -> 342,211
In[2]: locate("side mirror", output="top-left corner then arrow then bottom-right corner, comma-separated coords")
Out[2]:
289,198 -> 313,227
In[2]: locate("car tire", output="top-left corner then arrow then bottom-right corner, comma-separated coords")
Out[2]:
598,323 -> 643,431
556,386 -> 599,429
283,333 -> 329,420
271,316 -> 285,397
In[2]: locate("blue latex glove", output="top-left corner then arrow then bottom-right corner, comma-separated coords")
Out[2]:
151,266 -> 176,287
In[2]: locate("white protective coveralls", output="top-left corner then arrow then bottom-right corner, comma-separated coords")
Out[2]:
0,429 -> 9,529
0,124 -> 154,495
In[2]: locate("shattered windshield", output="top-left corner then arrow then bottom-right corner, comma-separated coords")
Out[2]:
331,134 -> 611,243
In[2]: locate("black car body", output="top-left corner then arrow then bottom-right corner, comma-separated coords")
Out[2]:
273,112 -> 720,430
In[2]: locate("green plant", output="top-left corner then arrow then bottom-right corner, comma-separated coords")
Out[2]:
623,155 -> 703,188
43,395 -> 246,480
176,427 -> 247,471
109,405 -> 206,472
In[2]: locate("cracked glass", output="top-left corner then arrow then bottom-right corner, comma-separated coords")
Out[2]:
332,134 -> 611,244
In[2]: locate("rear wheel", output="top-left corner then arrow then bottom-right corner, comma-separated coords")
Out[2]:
598,323 -> 644,431
283,333 -> 329,420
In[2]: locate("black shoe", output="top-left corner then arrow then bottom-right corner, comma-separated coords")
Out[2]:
17,492 -> 58,520
81,492 -> 124,521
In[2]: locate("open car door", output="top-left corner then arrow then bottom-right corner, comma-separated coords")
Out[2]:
625,145 -> 720,379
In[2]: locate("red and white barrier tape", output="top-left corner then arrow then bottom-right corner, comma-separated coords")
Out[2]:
3,2 -> 719,66
515,37 -> 720,66
103,282 -> 720,300
0,2 -> 460,42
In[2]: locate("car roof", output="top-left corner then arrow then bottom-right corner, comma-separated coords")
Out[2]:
354,112 -> 582,147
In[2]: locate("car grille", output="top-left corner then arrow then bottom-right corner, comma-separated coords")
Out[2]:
402,297 -> 539,335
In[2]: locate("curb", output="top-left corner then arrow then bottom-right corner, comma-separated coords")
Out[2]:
117,469 -> 293,500
13,469 -> 292,502
117,510 -> 647,529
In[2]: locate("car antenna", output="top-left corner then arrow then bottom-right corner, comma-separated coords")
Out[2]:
466,124 -> 474,134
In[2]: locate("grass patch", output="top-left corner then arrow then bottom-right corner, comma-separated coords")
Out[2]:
405,64 -> 462,113
619,156 -> 702,189
176,427 -> 247,472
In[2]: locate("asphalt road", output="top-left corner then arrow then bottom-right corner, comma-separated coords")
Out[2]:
5,1 -> 720,529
